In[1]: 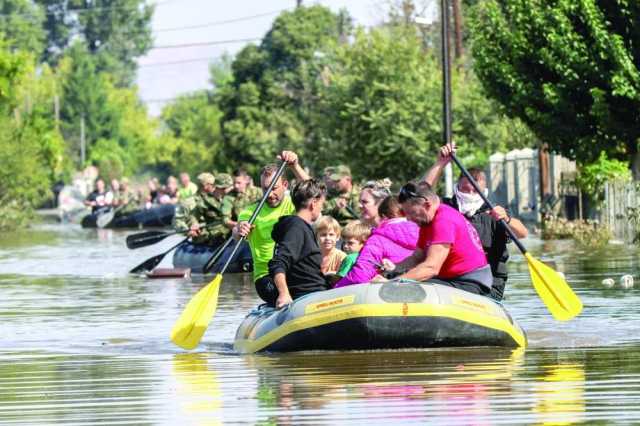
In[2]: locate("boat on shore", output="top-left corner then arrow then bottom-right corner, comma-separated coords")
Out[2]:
173,240 -> 253,274
234,280 -> 526,354
81,204 -> 175,229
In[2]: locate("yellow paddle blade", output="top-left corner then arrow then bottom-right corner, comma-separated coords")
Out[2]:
525,253 -> 583,321
171,274 -> 222,350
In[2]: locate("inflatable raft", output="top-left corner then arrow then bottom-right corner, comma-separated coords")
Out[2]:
172,240 -> 253,274
234,280 -> 526,354
81,204 -> 175,228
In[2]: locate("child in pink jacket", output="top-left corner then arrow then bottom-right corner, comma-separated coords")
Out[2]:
335,196 -> 419,287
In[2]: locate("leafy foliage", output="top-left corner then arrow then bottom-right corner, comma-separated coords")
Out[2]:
576,151 -> 631,205
468,0 -> 640,176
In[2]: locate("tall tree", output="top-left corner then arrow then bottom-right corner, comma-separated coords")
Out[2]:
218,5 -> 347,171
469,0 -> 640,177
35,0 -> 153,84
0,0 -> 46,53
316,26 -> 532,182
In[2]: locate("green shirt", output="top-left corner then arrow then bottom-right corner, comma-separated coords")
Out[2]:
178,182 -> 198,202
338,252 -> 359,277
238,195 -> 295,281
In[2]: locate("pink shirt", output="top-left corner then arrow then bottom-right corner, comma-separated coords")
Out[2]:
417,203 -> 487,278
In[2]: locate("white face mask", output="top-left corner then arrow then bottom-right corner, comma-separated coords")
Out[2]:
454,185 -> 488,217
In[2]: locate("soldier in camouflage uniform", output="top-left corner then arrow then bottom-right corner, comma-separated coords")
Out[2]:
174,172 -> 233,246
222,168 -> 263,230
322,165 -> 361,227
114,178 -> 139,215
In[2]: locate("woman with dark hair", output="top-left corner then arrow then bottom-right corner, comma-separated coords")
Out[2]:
334,195 -> 419,287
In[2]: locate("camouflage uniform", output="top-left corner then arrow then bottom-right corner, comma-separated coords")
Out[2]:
223,185 -> 262,227
322,165 -> 361,226
174,173 -> 232,245
115,186 -> 139,215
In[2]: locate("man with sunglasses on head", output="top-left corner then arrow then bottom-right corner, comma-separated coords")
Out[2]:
382,181 -> 493,297
423,143 -> 528,300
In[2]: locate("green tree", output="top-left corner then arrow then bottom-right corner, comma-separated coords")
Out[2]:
316,26 -> 533,182
0,41 -> 68,229
468,0 -> 640,177
161,92 -> 225,176
35,0 -> 153,84
218,5 -> 347,171
0,0 -> 46,53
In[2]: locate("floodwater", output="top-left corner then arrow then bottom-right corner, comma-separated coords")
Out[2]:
2,223 -> 640,424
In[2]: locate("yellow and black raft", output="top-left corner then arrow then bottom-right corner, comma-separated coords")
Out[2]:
234,280 -> 526,354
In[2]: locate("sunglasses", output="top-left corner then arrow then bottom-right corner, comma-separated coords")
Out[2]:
398,183 -> 427,203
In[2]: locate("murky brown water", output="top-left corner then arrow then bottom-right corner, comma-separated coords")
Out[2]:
2,223 -> 640,424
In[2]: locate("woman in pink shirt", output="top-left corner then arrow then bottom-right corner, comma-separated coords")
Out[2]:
335,196 -> 419,287
384,181 -> 491,296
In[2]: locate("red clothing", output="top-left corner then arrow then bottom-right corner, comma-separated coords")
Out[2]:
417,203 -> 487,278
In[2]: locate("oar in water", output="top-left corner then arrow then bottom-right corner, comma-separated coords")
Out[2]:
127,230 -> 184,249
129,238 -> 188,274
96,205 -> 125,228
171,161 -> 288,350
450,154 -> 582,320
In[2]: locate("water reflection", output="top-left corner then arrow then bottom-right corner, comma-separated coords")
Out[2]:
171,354 -> 222,425
533,363 -> 585,425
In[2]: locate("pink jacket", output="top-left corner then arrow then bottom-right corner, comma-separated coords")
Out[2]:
335,217 -> 419,287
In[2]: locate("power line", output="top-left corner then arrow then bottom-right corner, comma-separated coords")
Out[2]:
0,0 -> 175,19
151,38 -> 261,50
138,57 -> 214,68
155,8 -> 290,33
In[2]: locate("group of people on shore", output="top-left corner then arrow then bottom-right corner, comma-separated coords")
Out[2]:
175,146 -> 528,309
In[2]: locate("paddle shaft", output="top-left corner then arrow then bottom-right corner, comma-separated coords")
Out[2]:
217,161 -> 288,275
130,230 -> 181,246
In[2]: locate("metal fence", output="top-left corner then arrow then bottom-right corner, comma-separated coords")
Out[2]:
486,148 -> 576,224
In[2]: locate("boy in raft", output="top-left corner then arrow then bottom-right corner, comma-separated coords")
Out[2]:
336,220 -> 371,278
268,179 -> 329,308
315,216 -> 346,274
232,151 -> 310,306
382,181 -> 492,296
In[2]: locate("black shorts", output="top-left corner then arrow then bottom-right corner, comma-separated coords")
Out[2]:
254,276 -> 278,307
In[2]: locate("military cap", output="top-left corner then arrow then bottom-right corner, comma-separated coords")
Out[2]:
327,165 -> 351,180
197,172 -> 215,186
215,173 -> 233,189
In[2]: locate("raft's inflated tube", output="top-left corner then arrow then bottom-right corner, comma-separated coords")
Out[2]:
173,241 -> 253,274
234,281 -> 526,354
81,204 -> 175,228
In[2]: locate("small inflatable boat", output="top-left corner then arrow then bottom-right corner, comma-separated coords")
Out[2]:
173,241 -> 253,274
81,204 -> 175,228
234,280 -> 526,354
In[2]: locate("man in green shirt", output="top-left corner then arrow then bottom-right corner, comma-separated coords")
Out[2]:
322,165 -> 361,227
232,151 -> 310,304
178,172 -> 198,202
175,172 -> 233,246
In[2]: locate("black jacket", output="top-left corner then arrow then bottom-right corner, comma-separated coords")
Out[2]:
269,215 -> 327,299
443,197 -> 510,300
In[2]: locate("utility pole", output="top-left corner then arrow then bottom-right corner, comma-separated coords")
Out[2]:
451,0 -> 464,60
440,0 -> 454,197
80,115 -> 86,167
296,0 -> 302,7
54,95 -> 60,130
